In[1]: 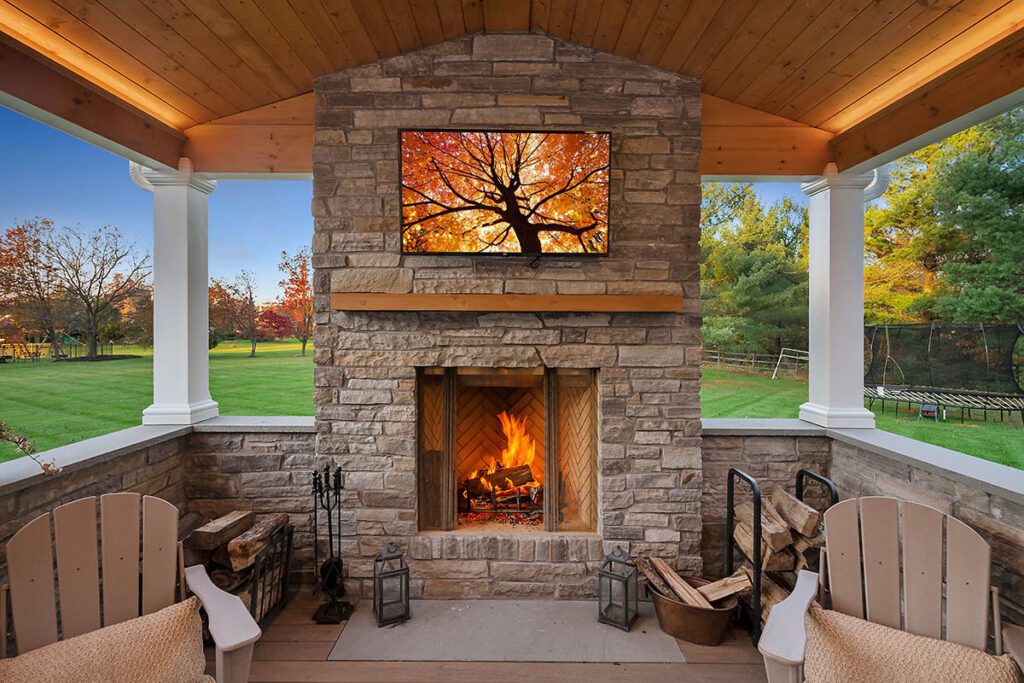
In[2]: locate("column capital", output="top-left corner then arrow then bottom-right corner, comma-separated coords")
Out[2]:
130,157 -> 216,195
801,162 -> 874,197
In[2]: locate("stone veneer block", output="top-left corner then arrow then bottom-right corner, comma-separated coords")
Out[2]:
312,33 -> 703,597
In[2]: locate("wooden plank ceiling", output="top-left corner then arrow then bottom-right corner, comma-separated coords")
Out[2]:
1,0 -> 1022,174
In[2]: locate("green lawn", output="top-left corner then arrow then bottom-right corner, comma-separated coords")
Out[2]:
702,368 -> 1023,470
0,340 -> 313,460
2,350 -> 1020,470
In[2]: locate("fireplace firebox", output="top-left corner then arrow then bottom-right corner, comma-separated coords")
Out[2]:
417,367 -> 598,533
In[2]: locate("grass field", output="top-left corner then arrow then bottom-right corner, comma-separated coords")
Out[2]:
0,340 -> 313,460
1,348 -> 1019,469
702,368 -> 1023,470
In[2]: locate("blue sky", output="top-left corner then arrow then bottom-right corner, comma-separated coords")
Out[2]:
0,107 -> 313,301
1,106 -> 805,300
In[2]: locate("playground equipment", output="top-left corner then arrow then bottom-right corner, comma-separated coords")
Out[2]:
864,323 -> 1024,423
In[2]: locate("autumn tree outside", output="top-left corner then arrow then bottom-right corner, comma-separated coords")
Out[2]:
401,131 -> 610,254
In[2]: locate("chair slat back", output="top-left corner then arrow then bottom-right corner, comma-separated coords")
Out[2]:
53,498 -> 101,638
823,499 -> 864,619
5,493 -> 181,655
945,516 -> 990,650
101,492 -> 142,626
7,514 -> 59,653
858,497 -> 901,629
824,496 -> 992,649
902,501 -> 943,639
141,495 -> 179,615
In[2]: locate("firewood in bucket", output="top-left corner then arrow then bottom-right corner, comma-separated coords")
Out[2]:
648,557 -> 713,609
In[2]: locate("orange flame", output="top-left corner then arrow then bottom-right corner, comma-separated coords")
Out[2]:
466,410 -> 542,493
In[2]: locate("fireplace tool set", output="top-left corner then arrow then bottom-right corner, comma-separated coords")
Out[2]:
312,464 -> 354,623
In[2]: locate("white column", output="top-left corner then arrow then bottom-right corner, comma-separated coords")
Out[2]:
799,163 -> 875,429
132,158 -> 219,425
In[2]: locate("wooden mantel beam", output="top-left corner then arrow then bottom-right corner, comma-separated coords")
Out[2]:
832,31 -> 1024,174
0,35 -> 183,169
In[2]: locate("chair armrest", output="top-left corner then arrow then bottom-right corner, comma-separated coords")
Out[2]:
1003,623 -> 1024,671
185,565 -> 261,652
758,570 -> 819,666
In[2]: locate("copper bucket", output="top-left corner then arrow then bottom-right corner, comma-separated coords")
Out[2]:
650,577 -> 737,646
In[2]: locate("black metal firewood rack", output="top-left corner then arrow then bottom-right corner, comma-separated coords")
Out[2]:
726,467 -> 838,644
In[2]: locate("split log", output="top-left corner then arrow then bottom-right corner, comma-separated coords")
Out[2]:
177,512 -> 210,542
649,557 -> 713,609
183,547 -> 211,568
185,510 -> 254,550
697,570 -> 752,603
766,485 -> 822,537
733,521 -> 796,571
226,513 -> 289,572
734,499 -> 792,551
791,529 -> 825,572
635,555 -> 673,598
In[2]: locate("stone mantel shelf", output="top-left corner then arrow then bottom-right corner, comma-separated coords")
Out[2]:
330,293 -> 684,313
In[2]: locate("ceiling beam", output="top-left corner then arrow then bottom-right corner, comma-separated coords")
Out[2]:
0,35 -> 183,169
184,93 -> 313,178
832,31 -> 1024,174
699,95 -> 833,179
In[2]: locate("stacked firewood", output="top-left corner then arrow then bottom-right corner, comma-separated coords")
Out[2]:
636,555 -> 752,609
179,510 -> 289,616
731,485 -> 826,623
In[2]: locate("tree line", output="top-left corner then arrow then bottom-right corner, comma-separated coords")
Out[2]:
0,220 -> 313,359
701,107 -> 1024,356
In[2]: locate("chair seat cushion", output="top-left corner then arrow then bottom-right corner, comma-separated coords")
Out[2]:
0,597 -> 213,682
805,604 -> 1022,683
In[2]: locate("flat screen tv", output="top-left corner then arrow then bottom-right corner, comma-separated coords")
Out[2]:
400,130 -> 610,255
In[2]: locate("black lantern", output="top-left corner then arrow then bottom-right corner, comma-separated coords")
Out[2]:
373,543 -> 410,627
598,546 -> 638,631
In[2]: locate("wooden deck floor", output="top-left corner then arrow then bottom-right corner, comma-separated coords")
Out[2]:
218,589 -> 768,682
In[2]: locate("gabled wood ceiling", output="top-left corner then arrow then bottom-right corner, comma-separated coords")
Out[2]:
1,0 -> 1020,134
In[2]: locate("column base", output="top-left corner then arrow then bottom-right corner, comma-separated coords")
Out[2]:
799,402 -> 875,429
142,399 -> 219,425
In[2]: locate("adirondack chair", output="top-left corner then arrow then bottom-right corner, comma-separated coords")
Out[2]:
2,493 -> 261,682
759,496 -> 1024,682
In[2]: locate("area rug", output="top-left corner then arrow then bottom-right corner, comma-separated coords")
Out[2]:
327,599 -> 685,663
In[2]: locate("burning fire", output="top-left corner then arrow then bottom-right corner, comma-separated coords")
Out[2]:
466,410 -> 542,495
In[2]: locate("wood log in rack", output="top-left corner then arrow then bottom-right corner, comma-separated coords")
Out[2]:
734,499 -> 793,551
766,484 -> 822,537
733,520 -> 796,571
185,510 -> 254,550
227,513 -> 290,572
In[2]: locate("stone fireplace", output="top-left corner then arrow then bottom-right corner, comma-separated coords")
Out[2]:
313,33 -> 703,598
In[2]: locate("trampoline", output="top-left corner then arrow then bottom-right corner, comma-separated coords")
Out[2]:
864,323 -> 1024,422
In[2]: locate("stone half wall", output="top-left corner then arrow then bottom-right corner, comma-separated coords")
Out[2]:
312,33 -> 703,598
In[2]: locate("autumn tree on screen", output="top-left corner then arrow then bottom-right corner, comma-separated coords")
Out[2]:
401,132 -> 610,254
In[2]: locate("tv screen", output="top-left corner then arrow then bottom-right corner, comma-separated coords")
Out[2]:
401,130 -> 610,255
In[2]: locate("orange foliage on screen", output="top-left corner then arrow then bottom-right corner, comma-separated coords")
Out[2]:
401,131 -> 610,254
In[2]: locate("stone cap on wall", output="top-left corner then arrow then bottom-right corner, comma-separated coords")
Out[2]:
703,417 -> 1024,506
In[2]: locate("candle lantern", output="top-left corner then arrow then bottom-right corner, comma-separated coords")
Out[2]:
373,542 -> 410,627
598,546 -> 638,631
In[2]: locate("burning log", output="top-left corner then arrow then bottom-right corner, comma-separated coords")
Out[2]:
481,464 -> 536,490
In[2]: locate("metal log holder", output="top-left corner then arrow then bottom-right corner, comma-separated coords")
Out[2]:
246,522 -> 294,627
725,467 -> 839,645
312,463 -> 354,623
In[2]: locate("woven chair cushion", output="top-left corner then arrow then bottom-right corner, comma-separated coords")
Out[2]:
805,604 -> 1022,683
0,596 -> 213,682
